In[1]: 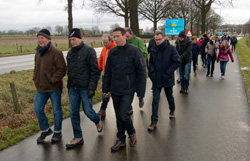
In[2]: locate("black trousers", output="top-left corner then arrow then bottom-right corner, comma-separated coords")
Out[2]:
112,93 -> 135,143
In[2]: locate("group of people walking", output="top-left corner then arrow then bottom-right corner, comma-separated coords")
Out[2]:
32,27 -> 236,152
194,33 -> 235,80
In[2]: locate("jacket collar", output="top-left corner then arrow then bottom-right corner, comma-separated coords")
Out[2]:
71,41 -> 84,52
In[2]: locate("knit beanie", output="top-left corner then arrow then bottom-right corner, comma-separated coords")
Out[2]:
37,29 -> 51,40
179,30 -> 186,38
69,28 -> 82,39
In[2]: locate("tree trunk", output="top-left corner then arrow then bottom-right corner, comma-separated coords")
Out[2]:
129,0 -> 139,35
201,7 -> 206,34
68,0 -> 73,48
125,0 -> 129,27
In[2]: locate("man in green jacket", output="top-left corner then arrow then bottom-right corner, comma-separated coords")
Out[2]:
124,27 -> 148,62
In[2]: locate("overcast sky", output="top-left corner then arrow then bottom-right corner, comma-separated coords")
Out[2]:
0,0 -> 249,32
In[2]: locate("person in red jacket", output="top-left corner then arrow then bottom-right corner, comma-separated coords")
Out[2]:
97,34 -> 117,117
217,40 -> 234,80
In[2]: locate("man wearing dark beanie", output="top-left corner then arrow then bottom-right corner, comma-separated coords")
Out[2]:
176,30 -> 192,94
33,29 -> 67,143
66,28 -> 103,149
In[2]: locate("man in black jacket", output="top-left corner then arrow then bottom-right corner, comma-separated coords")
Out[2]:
66,28 -> 103,149
148,30 -> 180,131
200,33 -> 210,67
103,27 -> 146,151
176,30 -> 193,94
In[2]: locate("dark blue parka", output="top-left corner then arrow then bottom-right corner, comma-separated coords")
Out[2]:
192,43 -> 200,58
102,43 -> 146,98
149,40 -> 181,88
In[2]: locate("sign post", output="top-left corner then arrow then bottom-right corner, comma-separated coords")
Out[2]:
165,19 -> 185,35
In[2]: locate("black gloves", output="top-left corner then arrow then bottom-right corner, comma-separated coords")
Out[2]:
232,60 -> 234,63
216,60 -> 219,63
139,97 -> 144,108
103,93 -> 110,102
88,90 -> 95,98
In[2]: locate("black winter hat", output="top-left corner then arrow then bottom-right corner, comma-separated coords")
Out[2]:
69,28 -> 82,39
179,30 -> 186,38
37,29 -> 51,40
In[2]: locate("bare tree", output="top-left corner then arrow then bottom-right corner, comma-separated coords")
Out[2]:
191,0 -> 233,33
129,0 -> 139,35
110,23 -> 121,32
55,25 -> 64,35
90,0 -> 129,27
138,0 -> 173,31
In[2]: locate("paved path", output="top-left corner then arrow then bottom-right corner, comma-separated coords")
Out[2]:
0,47 -> 103,74
0,51 -> 250,161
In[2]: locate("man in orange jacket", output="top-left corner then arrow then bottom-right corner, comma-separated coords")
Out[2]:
97,34 -> 117,117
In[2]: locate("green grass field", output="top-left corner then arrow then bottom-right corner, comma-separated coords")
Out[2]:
237,36 -> 250,105
0,70 -> 103,150
0,43 -> 103,57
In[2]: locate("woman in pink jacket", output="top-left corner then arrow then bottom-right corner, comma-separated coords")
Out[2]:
216,40 -> 234,80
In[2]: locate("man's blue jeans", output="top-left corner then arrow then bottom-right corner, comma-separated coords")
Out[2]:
34,90 -> 63,132
68,88 -> 100,138
179,62 -> 191,89
220,61 -> 228,76
112,93 -> 135,143
207,55 -> 216,75
151,87 -> 175,124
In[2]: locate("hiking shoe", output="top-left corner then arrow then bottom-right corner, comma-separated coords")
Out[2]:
180,89 -> 185,93
97,109 -> 106,117
169,111 -> 175,119
129,133 -> 136,147
66,137 -> 84,149
96,119 -> 103,133
51,132 -> 62,143
36,128 -> 53,143
129,109 -> 133,115
148,123 -> 157,131
110,139 -> 126,151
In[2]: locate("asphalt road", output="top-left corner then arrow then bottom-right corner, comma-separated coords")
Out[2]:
0,47 -> 103,75
0,51 -> 250,161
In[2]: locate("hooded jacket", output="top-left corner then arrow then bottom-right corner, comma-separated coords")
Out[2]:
149,40 -> 181,88
217,47 -> 234,62
176,36 -> 192,63
67,42 -> 99,90
205,40 -> 219,57
98,40 -> 116,76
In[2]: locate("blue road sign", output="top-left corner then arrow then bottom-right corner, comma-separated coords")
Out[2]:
218,32 -> 222,35
165,19 -> 185,35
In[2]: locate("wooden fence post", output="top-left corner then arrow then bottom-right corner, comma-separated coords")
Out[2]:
10,82 -> 21,113
16,43 -> 19,53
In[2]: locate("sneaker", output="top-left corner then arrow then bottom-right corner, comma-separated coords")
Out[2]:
148,123 -> 157,131
184,89 -> 188,94
210,74 -> 213,77
194,71 -> 197,76
36,128 -> 53,143
180,88 -> 185,93
96,119 -> 103,133
129,109 -> 133,115
66,137 -> 84,149
97,109 -> 106,117
221,76 -> 225,80
129,133 -> 136,147
169,111 -> 175,119
206,74 -> 209,77
110,139 -> 126,151
51,132 -> 62,143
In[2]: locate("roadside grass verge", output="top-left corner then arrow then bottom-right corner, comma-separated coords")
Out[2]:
237,36 -> 250,105
0,42 -> 103,57
0,70 -> 102,150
